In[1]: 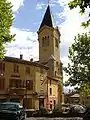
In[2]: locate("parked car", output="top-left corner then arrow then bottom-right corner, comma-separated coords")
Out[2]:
52,103 -> 88,117
68,104 -> 87,117
0,102 -> 26,120
61,104 -> 71,114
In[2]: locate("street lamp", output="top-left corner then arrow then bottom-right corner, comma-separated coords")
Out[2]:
26,80 -> 29,109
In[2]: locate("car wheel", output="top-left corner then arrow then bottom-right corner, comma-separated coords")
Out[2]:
16,116 -> 20,120
25,113 -> 27,119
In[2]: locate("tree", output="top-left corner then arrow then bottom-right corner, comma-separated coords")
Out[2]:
64,33 -> 90,95
0,0 -> 15,58
68,0 -> 90,27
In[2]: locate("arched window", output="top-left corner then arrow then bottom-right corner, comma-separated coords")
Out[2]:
47,36 -> 50,46
42,36 -> 50,47
45,36 -> 47,40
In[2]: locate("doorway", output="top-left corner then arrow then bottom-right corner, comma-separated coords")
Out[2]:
39,98 -> 44,108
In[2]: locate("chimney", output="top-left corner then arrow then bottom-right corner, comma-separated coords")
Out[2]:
30,58 -> 33,62
20,54 -> 23,59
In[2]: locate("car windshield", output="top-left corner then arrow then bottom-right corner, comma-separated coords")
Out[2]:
0,103 -> 18,111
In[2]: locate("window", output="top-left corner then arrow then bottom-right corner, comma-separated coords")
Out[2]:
13,64 -> 19,73
54,100 -> 56,105
50,88 -> 52,95
0,62 -> 5,72
9,79 -> 22,88
50,104 -> 52,110
26,67 -> 30,74
26,80 -> 33,90
50,80 -> 51,85
42,36 -> 50,47
0,78 -> 5,90
55,38 -> 58,48
47,36 -> 50,46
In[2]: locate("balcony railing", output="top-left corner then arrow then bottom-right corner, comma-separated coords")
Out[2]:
7,86 -> 26,96
38,92 -> 47,98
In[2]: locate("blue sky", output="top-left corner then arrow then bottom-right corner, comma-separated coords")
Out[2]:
13,0 -> 64,31
7,0 -> 89,88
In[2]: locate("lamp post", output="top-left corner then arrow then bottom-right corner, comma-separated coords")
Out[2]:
26,80 -> 29,109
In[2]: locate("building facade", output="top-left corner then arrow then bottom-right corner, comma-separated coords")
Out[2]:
0,56 -> 48,110
0,5 -> 63,110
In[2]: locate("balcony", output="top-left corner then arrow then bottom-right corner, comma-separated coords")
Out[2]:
7,87 -> 26,96
38,91 -> 47,98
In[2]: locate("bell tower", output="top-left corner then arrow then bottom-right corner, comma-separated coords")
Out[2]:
37,4 -> 63,104
37,5 -> 61,77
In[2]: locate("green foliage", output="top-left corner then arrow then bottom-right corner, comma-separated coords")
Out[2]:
52,104 -> 62,113
64,33 -> 90,95
39,106 -> 49,116
68,0 -> 90,27
0,0 -> 15,59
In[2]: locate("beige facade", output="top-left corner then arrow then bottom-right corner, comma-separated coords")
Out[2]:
0,57 -> 48,110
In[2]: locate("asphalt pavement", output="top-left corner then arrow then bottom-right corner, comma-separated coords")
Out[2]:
25,117 -> 83,120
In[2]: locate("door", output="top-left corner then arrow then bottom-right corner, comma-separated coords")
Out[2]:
39,98 -> 44,108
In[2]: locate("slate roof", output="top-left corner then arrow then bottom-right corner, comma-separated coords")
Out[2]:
39,5 -> 56,30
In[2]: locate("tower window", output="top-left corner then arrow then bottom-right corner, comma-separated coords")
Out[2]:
50,88 -> 52,95
42,36 -> 50,47
45,36 -> 47,40
55,38 -> 58,48
47,36 -> 50,46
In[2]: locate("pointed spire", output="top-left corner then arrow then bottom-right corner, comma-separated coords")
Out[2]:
39,5 -> 56,30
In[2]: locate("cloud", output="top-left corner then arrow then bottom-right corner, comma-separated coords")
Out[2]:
6,27 -> 39,60
8,0 -> 24,12
36,3 -> 46,10
56,0 -> 89,61
54,0 -> 90,83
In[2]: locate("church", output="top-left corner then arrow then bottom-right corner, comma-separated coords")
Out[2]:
0,4 -> 64,110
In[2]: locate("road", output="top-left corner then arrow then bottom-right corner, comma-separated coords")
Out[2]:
25,117 -> 83,120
